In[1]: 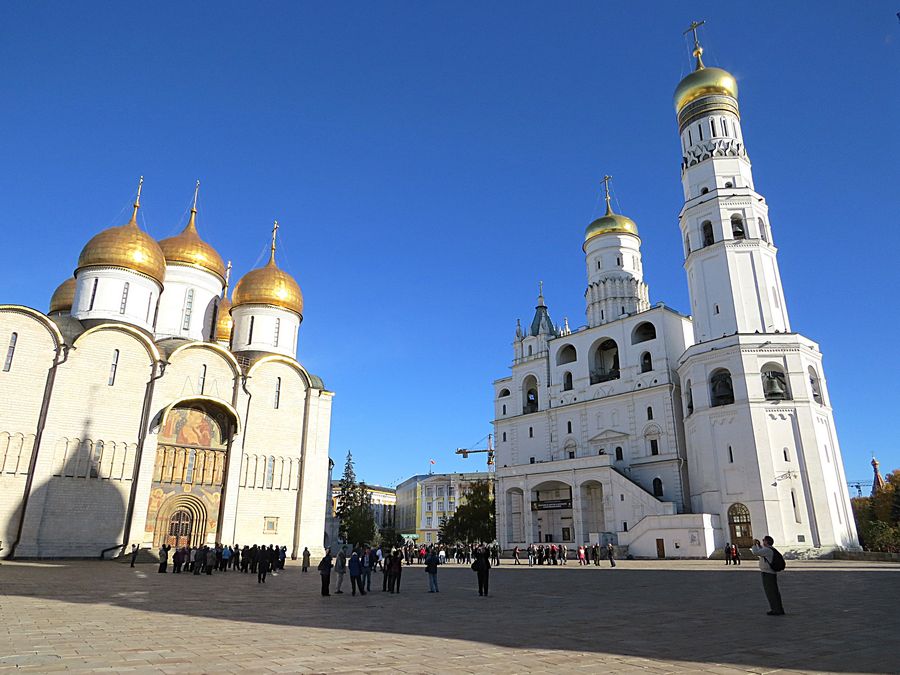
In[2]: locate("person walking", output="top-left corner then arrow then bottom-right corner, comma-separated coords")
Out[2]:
425,547 -> 440,593
130,544 -> 139,567
388,550 -> 402,593
607,542 -> 616,568
335,548 -> 347,594
318,550 -> 333,596
750,536 -> 786,615
382,549 -> 391,591
724,542 -> 733,565
157,544 -> 170,573
473,545 -> 491,597
732,544 -> 742,566
349,551 -> 366,596
258,550 -> 270,584
513,546 -> 521,565
301,546 -> 311,572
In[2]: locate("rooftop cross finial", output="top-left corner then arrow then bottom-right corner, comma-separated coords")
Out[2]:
192,180 -> 200,212
601,174 -> 613,215
224,260 -> 232,295
269,220 -> 279,265
129,176 -> 144,224
539,280 -> 544,297
684,20 -> 706,70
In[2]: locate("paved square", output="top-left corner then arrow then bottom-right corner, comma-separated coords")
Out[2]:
0,558 -> 896,673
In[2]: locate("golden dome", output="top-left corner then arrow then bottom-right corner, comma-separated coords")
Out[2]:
158,209 -> 226,281
232,225 -> 303,316
49,277 -> 76,313
674,37 -> 737,112
215,296 -> 233,342
76,178 -> 166,284
584,179 -> 639,245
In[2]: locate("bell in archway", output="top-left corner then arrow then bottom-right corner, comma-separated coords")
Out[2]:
763,372 -> 787,400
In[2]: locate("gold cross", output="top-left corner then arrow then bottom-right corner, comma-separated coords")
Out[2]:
601,174 -> 613,213
683,20 -> 706,67
192,180 -> 200,211
271,220 -> 279,255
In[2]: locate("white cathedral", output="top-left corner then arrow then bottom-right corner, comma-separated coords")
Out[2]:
492,30 -> 859,558
0,182 -> 333,558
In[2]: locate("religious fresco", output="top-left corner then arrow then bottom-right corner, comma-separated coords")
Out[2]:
159,406 -> 227,450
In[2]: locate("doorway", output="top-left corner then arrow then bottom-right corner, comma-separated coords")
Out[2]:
728,503 -> 753,548
655,538 -> 665,559
167,509 -> 194,548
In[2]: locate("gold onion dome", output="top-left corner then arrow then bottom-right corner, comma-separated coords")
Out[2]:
158,182 -> 227,281
49,277 -> 76,313
673,30 -> 737,112
232,223 -> 304,316
584,177 -> 639,244
76,178 -> 166,285
214,261 -> 234,342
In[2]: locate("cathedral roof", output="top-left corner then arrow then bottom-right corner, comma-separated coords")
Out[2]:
673,28 -> 737,113
49,277 -> 76,313
157,183 -> 227,281
232,223 -> 304,316
529,286 -> 557,337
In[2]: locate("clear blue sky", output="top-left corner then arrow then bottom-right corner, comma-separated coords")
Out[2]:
2,2 -> 898,489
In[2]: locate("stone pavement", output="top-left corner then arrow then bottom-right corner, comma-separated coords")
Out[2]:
0,557 -> 897,674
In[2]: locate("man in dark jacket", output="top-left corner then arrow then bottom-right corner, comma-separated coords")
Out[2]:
318,550 -> 333,596
258,549 -> 270,583
473,545 -> 491,596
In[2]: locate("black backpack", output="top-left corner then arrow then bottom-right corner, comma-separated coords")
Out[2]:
770,547 -> 786,572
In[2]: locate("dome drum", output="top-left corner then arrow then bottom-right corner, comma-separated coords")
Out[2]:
677,95 -> 740,133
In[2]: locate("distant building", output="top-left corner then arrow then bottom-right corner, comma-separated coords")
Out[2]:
395,472 -> 493,544
329,481 -> 396,540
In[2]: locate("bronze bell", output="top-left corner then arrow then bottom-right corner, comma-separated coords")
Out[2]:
763,373 -> 787,399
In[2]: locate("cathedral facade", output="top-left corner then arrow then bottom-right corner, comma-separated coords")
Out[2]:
0,184 -> 332,558
492,32 -> 859,558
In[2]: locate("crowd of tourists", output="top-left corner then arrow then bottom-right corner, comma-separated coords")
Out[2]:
149,543 -> 288,583
509,542 -> 617,567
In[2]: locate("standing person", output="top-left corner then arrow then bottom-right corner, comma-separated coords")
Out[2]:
257,549 -> 270,583
388,550 -> 402,594
513,546 -> 521,565
382,549 -> 391,591
301,546 -> 311,572
193,547 -> 204,575
348,551 -> 366,596
724,543 -> 733,565
750,537 -> 786,615
732,545 -> 742,566
172,546 -> 183,573
232,544 -> 241,570
473,545 -> 491,597
318,550 -> 333,596
607,543 -> 616,567
130,544 -> 139,567
221,544 -> 232,572
560,544 -> 568,565
335,548 -> 347,594
157,544 -> 169,573
527,544 -> 534,566
425,547 -> 440,593
362,546 -> 373,592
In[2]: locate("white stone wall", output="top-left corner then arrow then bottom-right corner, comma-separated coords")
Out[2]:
72,267 -> 161,333
231,305 -> 301,359
154,264 -> 224,341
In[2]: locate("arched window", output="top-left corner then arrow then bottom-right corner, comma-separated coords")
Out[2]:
527,345 -> 533,356
523,375 -> 539,414
652,478 -> 663,497
646,406 -> 653,421
759,218 -> 769,242
502,432 -> 507,442
499,388 -> 510,398
702,221 -> 714,247
182,288 -> 195,331
761,363 -> 790,400
198,364 -> 207,395
640,352 -> 652,373
731,214 -> 746,239
808,367 -> 823,404
88,278 -> 99,311
685,379 -> 694,415
556,344 -> 577,366
108,349 -> 119,386
724,181 -> 733,188
700,187 -> 709,195
728,503 -> 753,547
632,322 -> 656,344
119,282 -> 130,314
274,377 -> 282,409
3,332 -> 18,372
615,446 -> 623,461
684,234 -> 691,256
783,447 -> 790,462
248,316 -> 255,344
710,369 -> 735,407
563,371 -> 573,391
591,339 -> 620,384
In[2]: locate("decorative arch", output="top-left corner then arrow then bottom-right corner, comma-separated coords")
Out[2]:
709,368 -> 735,407
631,322 -> 657,344
154,493 -> 208,548
727,503 -> 753,548
652,477 -> 664,498
761,361 -> 791,401
589,337 -> 620,385
0,305 -> 64,348
556,344 -> 577,366
155,395 -> 242,436
74,323 -> 161,363
168,341 -> 241,378
498,388 -> 510,398
522,373 -> 539,414
248,354 -> 317,390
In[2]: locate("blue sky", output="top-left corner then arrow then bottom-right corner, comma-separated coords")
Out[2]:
1,2 -> 898,489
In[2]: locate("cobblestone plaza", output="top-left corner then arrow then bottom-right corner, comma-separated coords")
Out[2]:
0,558 -> 895,673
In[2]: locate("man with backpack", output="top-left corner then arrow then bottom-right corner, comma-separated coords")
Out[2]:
750,536 -> 786,615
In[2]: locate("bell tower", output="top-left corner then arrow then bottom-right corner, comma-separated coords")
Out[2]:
674,22 -> 858,553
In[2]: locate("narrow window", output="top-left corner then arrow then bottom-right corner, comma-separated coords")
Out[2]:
834,493 -> 842,524
529,427 -> 533,438
714,304 -> 720,315
528,345 -> 533,356
652,478 -> 663,497
119,282 -> 130,314
265,456 -> 275,489
646,406 -> 653,421
688,129 -> 693,145
248,316 -> 255,344
108,349 -> 119,386
722,118 -> 729,136
783,448 -> 790,462
502,404 -> 506,415
274,318 -> 281,347
600,310 -> 605,320
563,372 -> 573,391
623,521 -> 628,532
791,489 -> 801,523
530,457 -> 535,464
711,118 -> 717,137
198,364 -> 207,394
567,421 -> 572,434
146,293 -> 153,322
597,260 -> 601,270
615,446 -> 623,461
568,450 -> 575,459
502,432 -> 507,442
728,445 -> 734,463
616,256 -> 621,267
698,123 -> 704,141
2,333 -> 17,372
182,289 -> 194,331
274,377 -> 281,409
88,278 -> 99,310
650,439 -> 659,456
640,352 -> 652,373
702,221 -> 714,246
185,449 -> 195,483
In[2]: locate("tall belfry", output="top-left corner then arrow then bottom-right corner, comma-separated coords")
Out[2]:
675,22 -> 858,551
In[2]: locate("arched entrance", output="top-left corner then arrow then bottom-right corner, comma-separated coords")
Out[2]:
145,399 -> 237,548
728,503 -> 753,548
530,480 -> 573,544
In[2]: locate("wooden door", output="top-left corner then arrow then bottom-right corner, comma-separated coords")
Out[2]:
655,538 -> 665,559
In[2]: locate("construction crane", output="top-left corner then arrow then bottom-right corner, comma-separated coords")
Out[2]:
455,433 -> 495,470
847,479 -> 874,498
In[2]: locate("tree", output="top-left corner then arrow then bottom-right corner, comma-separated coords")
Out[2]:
335,452 -> 376,548
852,468 -> 900,553
438,479 -> 495,544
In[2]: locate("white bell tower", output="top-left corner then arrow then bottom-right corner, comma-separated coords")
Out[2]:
675,22 -> 858,553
